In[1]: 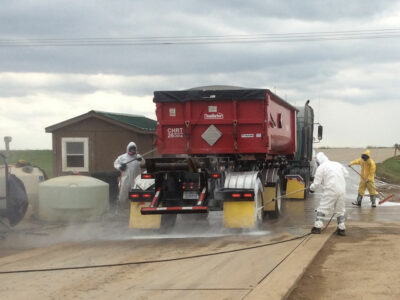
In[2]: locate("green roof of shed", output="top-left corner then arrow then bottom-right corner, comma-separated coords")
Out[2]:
94,111 -> 157,131
45,110 -> 157,133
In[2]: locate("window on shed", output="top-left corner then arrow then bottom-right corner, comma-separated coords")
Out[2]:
61,137 -> 89,172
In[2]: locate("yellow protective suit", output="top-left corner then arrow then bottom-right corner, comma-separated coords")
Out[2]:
349,150 -> 377,196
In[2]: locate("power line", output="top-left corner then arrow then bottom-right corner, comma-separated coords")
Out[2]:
2,28 -> 400,42
1,28 -> 400,47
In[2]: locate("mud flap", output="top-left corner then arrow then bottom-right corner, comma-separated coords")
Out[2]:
223,201 -> 255,228
263,186 -> 276,212
263,180 -> 283,218
285,175 -> 305,199
129,202 -> 161,229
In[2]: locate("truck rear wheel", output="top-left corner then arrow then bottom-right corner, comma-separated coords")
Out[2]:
268,180 -> 282,219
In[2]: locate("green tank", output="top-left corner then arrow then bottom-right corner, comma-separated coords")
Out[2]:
39,175 -> 109,222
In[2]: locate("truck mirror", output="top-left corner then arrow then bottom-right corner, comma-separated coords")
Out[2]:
318,125 -> 323,140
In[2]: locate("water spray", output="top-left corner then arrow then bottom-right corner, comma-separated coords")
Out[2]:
273,187 -> 308,201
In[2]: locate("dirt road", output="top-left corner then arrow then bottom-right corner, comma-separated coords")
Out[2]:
288,222 -> 400,300
0,228 -> 309,300
0,156 -> 398,299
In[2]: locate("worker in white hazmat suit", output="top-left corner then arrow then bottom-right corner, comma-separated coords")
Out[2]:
310,152 -> 349,236
114,142 -> 145,207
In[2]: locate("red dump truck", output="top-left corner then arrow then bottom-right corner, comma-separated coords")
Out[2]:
130,86 -> 322,230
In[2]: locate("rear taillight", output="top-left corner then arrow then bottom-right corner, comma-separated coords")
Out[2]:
230,192 -> 253,199
130,192 -> 154,201
210,173 -> 221,179
141,174 -> 153,179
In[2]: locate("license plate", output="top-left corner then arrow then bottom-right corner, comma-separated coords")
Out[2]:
183,191 -> 199,200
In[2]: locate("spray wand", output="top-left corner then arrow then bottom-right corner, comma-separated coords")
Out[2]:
120,148 -> 157,169
272,187 -> 309,201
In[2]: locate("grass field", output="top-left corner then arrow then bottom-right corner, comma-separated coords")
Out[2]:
376,156 -> 400,184
0,150 -> 53,178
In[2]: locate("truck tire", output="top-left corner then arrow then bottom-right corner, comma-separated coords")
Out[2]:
268,180 -> 283,219
160,214 -> 177,233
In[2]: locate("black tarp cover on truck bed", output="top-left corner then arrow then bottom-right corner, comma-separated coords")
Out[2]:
154,86 -> 267,102
153,85 -> 297,111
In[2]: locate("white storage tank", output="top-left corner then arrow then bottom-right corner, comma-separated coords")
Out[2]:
39,175 -> 109,222
8,165 -> 46,218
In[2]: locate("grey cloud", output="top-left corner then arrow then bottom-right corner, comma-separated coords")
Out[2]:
0,81 -> 98,97
0,0 -> 398,37
1,0 -> 400,104
0,1 -> 396,38
3,37 -> 399,76
0,0 -> 399,79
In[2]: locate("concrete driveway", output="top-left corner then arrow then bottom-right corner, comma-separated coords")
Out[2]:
0,162 -> 398,300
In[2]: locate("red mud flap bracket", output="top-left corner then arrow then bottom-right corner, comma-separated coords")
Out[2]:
141,206 -> 208,215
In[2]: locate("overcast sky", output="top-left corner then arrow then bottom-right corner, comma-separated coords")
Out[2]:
1,0 -> 399,149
